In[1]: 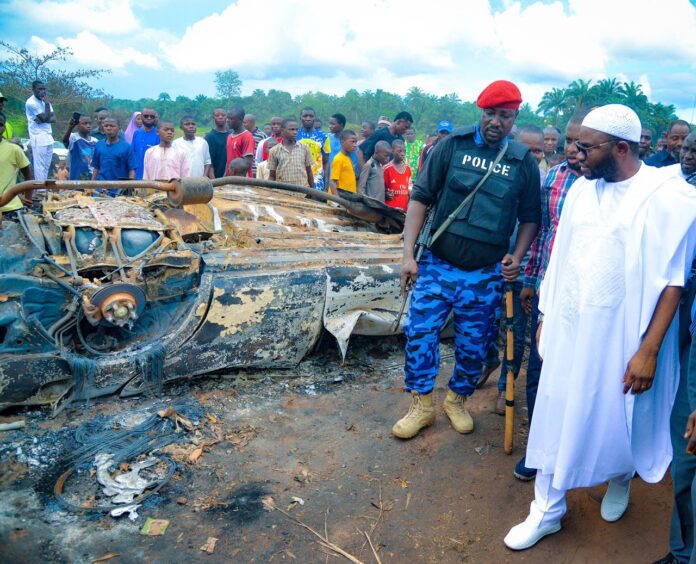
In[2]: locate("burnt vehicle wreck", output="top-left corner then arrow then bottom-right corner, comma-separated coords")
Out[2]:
0,177 -> 406,411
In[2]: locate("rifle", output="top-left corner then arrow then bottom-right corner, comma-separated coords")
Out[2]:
390,208 -> 435,332
390,143 -> 509,333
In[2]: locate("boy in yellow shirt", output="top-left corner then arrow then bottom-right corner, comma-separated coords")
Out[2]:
329,129 -> 358,195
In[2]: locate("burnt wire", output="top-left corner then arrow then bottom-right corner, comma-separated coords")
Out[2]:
55,402 -> 198,513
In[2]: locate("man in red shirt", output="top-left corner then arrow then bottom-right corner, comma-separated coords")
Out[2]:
225,107 -> 255,177
383,139 -> 411,211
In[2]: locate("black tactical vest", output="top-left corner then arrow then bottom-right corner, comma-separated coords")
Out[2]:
429,127 -> 530,269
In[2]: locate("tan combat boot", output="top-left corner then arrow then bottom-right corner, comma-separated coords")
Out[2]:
392,391 -> 435,439
443,390 -> 474,434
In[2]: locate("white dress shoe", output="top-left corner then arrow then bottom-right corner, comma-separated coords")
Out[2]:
601,480 -> 631,522
504,516 -> 561,550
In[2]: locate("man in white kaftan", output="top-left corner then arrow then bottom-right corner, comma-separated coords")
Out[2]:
505,104 -> 696,551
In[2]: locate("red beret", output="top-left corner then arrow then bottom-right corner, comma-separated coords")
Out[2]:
476,80 -> 522,110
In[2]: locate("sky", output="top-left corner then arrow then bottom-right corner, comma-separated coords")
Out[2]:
1,0 -> 695,120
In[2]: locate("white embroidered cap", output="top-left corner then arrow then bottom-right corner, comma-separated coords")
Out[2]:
581,104 -> 642,143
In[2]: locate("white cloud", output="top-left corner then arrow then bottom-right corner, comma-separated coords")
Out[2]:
11,0 -> 696,116
8,0 -> 140,35
160,0 -> 496,75
159,0 -> 696,95
29,32 -> 160,70
568,0 -> 696,63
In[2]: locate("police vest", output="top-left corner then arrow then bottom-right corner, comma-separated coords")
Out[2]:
429,128 -> 530,269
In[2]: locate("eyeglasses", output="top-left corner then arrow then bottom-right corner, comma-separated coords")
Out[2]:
142,114 -> 156,119
575,139 -> 615,156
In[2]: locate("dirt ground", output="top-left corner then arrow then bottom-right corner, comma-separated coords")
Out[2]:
0,336 -> 673,563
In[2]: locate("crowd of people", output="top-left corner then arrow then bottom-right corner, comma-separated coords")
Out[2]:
2,78 -> 696,559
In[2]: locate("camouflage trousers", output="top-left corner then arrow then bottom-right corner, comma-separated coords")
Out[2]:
404,249 -> 503,396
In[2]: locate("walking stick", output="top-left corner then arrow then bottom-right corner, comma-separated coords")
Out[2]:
504,285 -> 515,455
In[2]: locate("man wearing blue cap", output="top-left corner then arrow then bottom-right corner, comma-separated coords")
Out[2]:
418,119 -> 453,171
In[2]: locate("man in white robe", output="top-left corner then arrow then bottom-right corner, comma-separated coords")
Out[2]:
504,104 -> 696,551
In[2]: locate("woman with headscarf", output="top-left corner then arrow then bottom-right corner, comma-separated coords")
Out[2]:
124,111 -> 142,144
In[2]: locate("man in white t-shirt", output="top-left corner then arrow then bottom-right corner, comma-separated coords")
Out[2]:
172,116 -> 212,178
25,80 -> 55,180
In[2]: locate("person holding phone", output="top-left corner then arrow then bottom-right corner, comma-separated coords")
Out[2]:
62,113 -> 98,180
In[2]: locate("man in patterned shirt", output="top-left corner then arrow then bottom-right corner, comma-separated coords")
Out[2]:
513,108 -> 588,481
297,107 -> 329,190
269,118 -> 314,188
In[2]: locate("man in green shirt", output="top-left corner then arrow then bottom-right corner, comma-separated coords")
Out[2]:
0,112 -> 33,216
404,127 -> 423,181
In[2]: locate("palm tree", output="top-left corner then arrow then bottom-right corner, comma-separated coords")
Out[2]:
565,79 -> 593,112
537,87 -> 568,126
647,102 -> 677,136
619,81 -> 649,113
591,78 -> 622,105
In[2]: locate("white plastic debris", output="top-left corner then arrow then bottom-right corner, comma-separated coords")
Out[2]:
94,453 -> 159,519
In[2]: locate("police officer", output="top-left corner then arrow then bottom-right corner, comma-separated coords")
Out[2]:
392,80 -> 541,439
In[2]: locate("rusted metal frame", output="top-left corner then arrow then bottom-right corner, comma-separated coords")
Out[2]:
0,179 -> 178,208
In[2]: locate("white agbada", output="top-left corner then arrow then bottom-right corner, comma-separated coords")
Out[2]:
526,163 -> 696,491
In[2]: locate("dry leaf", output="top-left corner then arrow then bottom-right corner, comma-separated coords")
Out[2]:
157,407 -> 194,431
200,537 -> 218,554
205,413 -> 219,424
287,501 -> 298,511
371,500 -> 394,511
405,492 -> 412,510
285,550 -> 297,560
188,445 -> 204,463
262,495 -> 276,511
176,496 -> 188,505
93,554 -> 119,563
395,478 -> 409,489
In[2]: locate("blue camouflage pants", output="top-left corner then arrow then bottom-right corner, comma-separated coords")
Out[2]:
404,249 -> 503,396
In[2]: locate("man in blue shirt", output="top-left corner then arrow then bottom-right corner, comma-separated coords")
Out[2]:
646,120 -> 691,168
92,118 -> 136,189
131,108 -> 160,179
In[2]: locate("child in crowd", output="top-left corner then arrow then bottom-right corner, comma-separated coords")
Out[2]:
329,129 -> 358,195
383,139 -> 411,212
143,121 -> 189,180
229,157 -> 250,177
256,137 -> 278,180
54,162 -> 69,180
358,140 -> 391,202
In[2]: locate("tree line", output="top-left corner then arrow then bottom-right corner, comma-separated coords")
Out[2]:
0,42 -> 683,141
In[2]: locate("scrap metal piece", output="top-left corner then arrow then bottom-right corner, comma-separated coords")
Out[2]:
88,283 -> 146,328
167,177 -> 214,207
